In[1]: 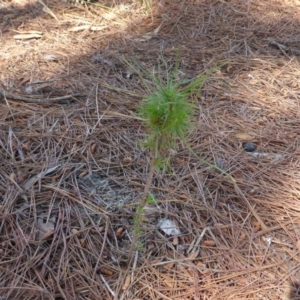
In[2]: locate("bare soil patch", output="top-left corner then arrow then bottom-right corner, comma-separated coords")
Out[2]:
1,0 -> 300,299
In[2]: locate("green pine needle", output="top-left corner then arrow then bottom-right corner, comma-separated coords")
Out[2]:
138,76 -> 195,158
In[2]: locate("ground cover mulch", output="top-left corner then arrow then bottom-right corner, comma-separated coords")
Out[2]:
1,0 -> 300,299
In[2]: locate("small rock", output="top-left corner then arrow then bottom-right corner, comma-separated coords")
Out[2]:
242,142 -> 256,152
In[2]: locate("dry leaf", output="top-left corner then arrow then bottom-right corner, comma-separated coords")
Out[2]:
21,144 -> 29,152
174,157 -> 188,164
51,175 -> 60,183
178,194 -> 188,200
188,250 -> 199,260
122,275 -> 131,290
257,119 -> 265,125
215,70 -> 223,76
240,231 -> 246,241
9,173 -> 16,181
37,213 -> 56,240
226,65 -> 233,72
158,219 -> 181,236
172,236 -> 179,246
80,239 -> 86,248
123,157 -> 132,164
71,228 -> 80,235
90,228 -> 97,235
236,277 -> 248,285
160,273 -> 174,288
255,257 -> 263,263
62,167 -> 71,173
24,86 -> 37,94
22,165 -> 60,190
254,225 -> 261,233
196,262 -> 206,268
163,262 -> 175,270
153,22 -> 163,34
267,113 -> 277,118
288,133 -> 297,139
42,230 -> 54,240
202,269 -> 211,276
249,188 -> 256,195
116,227 -> 124,238
91,143 -> 97,152
100,267 -> 113,276
202,240 -> 215,247
37,214 -> 56,232
78,170 -> 88,178
235,132 -> 254,140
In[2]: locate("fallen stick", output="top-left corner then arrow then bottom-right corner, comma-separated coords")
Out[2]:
0,88 -> 85,104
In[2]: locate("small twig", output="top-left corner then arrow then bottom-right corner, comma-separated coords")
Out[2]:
0,89 -> 85,103
127,147 -> 156,264
140,147 -> 156,208
100,274 -> 115,297
131,250 -> 139,283
234,182 -> 268,231
269,40 -> 300,56
187,227 -> 217,257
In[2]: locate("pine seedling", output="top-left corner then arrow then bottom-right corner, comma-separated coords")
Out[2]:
137,56 -> 234,181
138,55 -> 196,161
146,193 -> 157,205
127,55 -> 232,263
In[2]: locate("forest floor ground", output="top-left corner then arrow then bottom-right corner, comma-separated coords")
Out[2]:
1,0 -> 300,299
